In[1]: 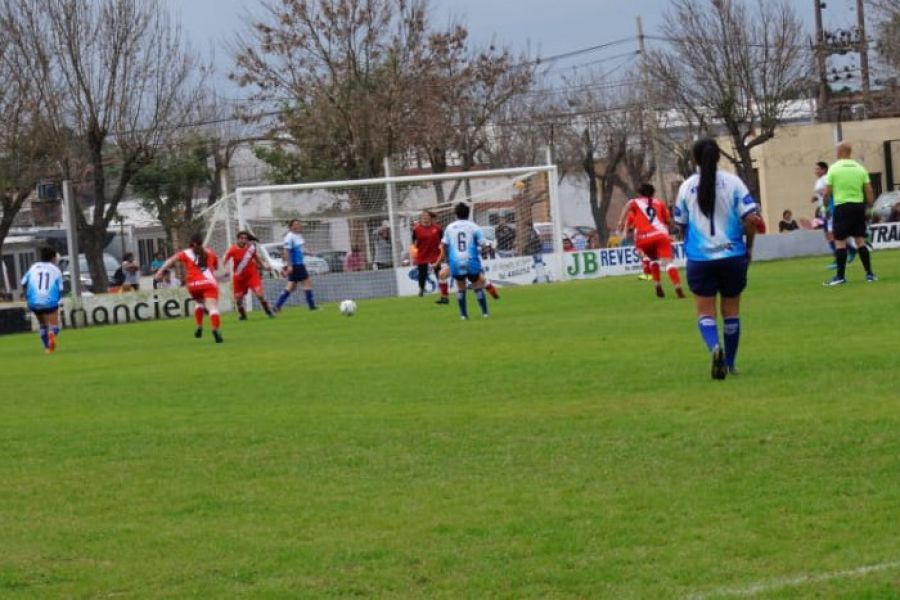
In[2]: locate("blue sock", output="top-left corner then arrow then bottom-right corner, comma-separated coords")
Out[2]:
723,317 -> 740,368
475,288 -> 488,316
304,289 -> 316,309
457,291 -> 468,318
697,316 -> 719,352
275,289 -> 291,310
51,326 -> 60,336
39,327 -> 49,349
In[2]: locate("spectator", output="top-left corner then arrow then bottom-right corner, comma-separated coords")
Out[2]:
495,217 -> 516,254
150,250 -> 166,289
373,222 -> 392,269
156,269 -> 181,289
889,202 -> 900,223
121,252 -> 140,292
343,245 -> 366,272
778,210 -> 799,232
523,225 -> 550,283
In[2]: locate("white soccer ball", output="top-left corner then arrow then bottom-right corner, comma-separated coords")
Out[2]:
339,299 -> 357,316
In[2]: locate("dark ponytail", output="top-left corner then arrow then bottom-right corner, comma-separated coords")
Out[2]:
190,233 -> 207,270
693,138 -> 721,219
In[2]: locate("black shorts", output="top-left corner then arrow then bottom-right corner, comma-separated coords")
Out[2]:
289,264 -> 310,282
453,271 -> 482,284
686,256 -> 749,298
832,202 -> 868,240
30,306 -> 59,317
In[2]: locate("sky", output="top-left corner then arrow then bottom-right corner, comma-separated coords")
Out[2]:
167,0 -> 866,95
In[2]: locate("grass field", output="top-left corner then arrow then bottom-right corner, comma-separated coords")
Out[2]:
2,252 -> 900,599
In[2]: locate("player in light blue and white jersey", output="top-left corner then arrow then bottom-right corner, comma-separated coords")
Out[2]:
21,246 -> 64,354
441,202 -> 489,320
673,139 -> 762,379
274,218 -> 317,311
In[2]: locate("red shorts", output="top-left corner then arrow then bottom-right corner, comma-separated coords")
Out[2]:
187,280 -> 219,302
232,273 -> 262,297
636,236 -> 674,260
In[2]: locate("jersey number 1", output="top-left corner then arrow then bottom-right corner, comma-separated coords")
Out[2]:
38,272 -> 50,290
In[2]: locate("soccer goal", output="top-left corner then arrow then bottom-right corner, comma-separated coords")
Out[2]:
202,163 -> 563,306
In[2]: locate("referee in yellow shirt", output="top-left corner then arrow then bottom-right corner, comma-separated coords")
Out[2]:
823,141 -> 876,285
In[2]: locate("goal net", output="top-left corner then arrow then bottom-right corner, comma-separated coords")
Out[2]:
202,165 -> 561,308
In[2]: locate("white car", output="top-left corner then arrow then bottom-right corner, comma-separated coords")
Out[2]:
260,243 -> 330,276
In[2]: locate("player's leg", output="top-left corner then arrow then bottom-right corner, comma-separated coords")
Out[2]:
657,240 -> 684,298
436,264 -> 450,304
416,263 -> 428,296
483,277 -> 499,300
33,310 -> 51,352
717,255 -> 748,374
205,295 -> 223,343
252,282 -> 274,317
300,268 -> 317,310
637,247 -> 652,281
851,204 -> 875,280
472,273 -> 489,317
192,293 -> 207,338
275,278 -> 298,311
454,273 -> 469,320
687,260 -> 725,379
233,278 -> 248,320
827,208 -> 849,284
46,310 -> 60,352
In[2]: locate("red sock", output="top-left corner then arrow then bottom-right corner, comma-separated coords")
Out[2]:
439,282 -> 449,297
194,306 -> 204,327
485,282 -> 499,299
667,265 -> 682,286
650,261 -> 661,283
642,257 -> 651,275
210,312 -> 221,330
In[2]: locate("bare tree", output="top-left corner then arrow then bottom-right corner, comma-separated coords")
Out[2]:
3,0 -> 204,291
0,37 -> 57,292
647,0 -> 809,201
869,0 -> 900,73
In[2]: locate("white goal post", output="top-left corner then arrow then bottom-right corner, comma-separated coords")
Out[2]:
201,163 -> 564,307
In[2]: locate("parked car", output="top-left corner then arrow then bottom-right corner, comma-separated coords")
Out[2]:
318,250 -> 348,273
260,243 -> 330,275
873,191 -> 900,222
59,253 -> 121,292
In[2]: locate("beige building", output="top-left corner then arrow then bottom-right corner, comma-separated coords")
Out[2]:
717,117 -> 900,230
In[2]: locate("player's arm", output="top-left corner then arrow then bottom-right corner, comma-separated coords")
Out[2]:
742,212 -> 761,261
255,249 -> 273,272
153,255 -> 179,280
864,182 -> 875,207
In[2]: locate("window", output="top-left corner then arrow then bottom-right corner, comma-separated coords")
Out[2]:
18,252 -> 35,284
2,254 -> 16,290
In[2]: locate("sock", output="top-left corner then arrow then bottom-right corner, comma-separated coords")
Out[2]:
194,306 -> 205,327
275,289 -> 291,310
39,326 -> 49,349
650,261 -> 661,283
259,297 -> 272,314
475,288 -> 489,315
237,301 -> 247,319
304,289 -> 316,309
857,246 -> 872,274
51,326 -> 60,336
210,311 -> 221,330
666,265 -> 682,286
697,316 -> 719,352
457,290 -> 468,318
485,281 -> 499,299
835,247 -> 848,279
642,257 -> 651,275
723,317 -> 740,368
439,282 -> 449,297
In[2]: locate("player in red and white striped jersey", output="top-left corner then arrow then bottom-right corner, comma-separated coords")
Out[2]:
154,233 -> 224,342
617,183 -> 684,299
223,231 -> 274,320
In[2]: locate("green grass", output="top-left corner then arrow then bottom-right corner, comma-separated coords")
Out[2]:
1,252 -> 900,599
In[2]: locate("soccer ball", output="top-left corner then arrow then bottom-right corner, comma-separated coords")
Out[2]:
339,299 -> 357,316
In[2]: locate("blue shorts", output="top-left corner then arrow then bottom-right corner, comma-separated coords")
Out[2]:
450,265 -> 482,283
686,255 -> 749,298
289,264 -> 309,282
30,305 -> 59,316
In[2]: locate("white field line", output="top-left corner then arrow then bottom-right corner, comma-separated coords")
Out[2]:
685,560 -> 900,599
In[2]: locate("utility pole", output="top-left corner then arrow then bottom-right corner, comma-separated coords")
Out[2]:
62,179 -> 81,298
856,0 -> 871,110
813,0 -> 829,121
637,16 -> 667,201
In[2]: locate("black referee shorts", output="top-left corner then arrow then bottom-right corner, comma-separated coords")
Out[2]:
832,202 -> 868,240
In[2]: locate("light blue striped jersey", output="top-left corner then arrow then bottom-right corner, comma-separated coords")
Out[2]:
21,262 -> 63,310
673,171 -> 758,262
442,219 -> 485,276
283,231 -> 305,266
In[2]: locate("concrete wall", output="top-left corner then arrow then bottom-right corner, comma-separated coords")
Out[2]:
720,117 -> 900,232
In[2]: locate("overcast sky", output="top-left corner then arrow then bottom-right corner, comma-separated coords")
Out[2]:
167,0 -> 865,94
